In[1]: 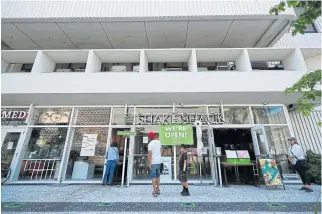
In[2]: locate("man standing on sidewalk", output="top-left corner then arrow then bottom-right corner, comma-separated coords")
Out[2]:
179,144 -> 190,196
148,132 -> 162,197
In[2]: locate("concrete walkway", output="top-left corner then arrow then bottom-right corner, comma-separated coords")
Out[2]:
1,184 -> 321,214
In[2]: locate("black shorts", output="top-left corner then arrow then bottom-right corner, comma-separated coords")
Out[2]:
179,170 -> 187,182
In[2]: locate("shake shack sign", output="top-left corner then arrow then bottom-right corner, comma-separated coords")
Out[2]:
1,108 -> 28,125
125,112 -> 225,125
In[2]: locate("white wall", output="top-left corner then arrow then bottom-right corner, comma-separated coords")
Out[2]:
1,59 -> 8,73
305,55 -> 321,71
289,110 -> 321,154
32,51 -> 55,73
1,71 -> 306,94
282,49 -> 307,71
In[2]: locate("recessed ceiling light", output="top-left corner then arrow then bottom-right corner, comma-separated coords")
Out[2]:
125,35 -> 130,38
46,36 -> 51,38
8,36 -> 13,39
204,34 -> 208,36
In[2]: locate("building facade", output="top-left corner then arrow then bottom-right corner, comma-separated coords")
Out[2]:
1,0 -> 321,185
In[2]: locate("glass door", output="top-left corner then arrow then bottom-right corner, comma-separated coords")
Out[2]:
251,125 -> 270,157
207,126 -> 217,185
1,129 -> 25,183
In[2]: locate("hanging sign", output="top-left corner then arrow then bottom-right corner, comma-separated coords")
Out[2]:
259,158 -> 283,186
159,124 -> 193,146
117,131 -> 137,136
80,134 -> 97,156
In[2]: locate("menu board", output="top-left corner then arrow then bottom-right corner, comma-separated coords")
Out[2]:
225,150 -> 238,158
237,150 -> 250,159
259,158 -> 283,186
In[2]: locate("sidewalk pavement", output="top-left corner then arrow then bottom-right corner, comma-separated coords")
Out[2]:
1,184 -> 321,214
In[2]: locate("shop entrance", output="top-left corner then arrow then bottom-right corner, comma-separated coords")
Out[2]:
213,128 -> 256,184
106,128 -> 130,186
1,128 -> 25,183
131,126 -> 215,184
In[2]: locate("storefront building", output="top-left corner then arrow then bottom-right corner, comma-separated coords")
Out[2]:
1,1 -> 321,185
1,104 -> 293,185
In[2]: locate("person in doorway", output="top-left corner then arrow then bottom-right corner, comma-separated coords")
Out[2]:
102,142 -> 119,187
148,132 -> 162,197
288,137 -> 313,192
179,144 -> 190,196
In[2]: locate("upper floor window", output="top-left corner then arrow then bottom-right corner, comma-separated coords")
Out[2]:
54,63 -> 86,72
5,63 -> 33,73
197,62 -> 235,71
251,61 -> 284,70
148,62 -> 188,72
101,63 -> 139,72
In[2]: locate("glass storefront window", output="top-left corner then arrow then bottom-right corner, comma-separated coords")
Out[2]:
19,127 -> 68,181
223,106 -> 251,124
208,106 -> 221,114
72,107 -> 111,125
32,108 -> 72,125
175,128 -> 212,181
112,107 -> 134,125
265,126 -> 290,175
252,106 -> 287,124
65,127 -> 108,181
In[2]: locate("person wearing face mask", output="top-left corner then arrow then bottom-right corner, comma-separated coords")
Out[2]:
287,137 -> 313,192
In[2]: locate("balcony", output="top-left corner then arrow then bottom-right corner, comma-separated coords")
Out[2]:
1,50 -> 37,73
37,50 -> 89,73
91,50 -> 141,72
1,48 -> 310,106
196,49 -> 248,72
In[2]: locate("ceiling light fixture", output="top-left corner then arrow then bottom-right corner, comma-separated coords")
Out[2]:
46,36 -> 51,38
263,102 -> 268,105
8,36 -> 13,39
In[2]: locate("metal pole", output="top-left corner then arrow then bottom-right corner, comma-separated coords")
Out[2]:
217,156 -> 222,187
199,159 -> 202,184
121,137 -> 128,188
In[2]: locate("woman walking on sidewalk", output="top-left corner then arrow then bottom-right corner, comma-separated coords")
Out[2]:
102,142 -> 119,187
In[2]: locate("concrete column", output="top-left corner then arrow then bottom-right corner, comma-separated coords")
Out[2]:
139,50 -> 148,73
189,49 -> 198,72
86,50 -> 102,73
32,51 -> 55,73
282,48 -> 307,72
237,49 -> 252,72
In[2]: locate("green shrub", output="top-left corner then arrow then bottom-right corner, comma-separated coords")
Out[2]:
306,150 -> 321,185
